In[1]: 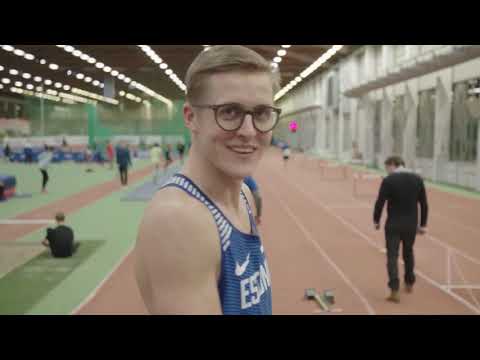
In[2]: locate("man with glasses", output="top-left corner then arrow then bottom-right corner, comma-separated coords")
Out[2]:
135,45 -> 281,315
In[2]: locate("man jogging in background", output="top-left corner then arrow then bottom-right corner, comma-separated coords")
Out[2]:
374,155 -> 429,304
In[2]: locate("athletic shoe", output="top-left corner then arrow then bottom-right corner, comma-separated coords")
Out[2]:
386,291 -> 400,303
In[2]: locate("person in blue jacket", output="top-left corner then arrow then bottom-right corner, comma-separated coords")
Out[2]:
116,142 -> 132,186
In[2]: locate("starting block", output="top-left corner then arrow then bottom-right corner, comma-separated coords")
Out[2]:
305,288 -> 343,314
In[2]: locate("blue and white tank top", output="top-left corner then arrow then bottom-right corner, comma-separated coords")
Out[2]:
162,174 -> 273,315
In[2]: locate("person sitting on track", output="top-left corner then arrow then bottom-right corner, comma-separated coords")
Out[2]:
373,155 -> 429,304
42,212 -> 79,258
243,176 -> 263,226
135,45 -> 281,315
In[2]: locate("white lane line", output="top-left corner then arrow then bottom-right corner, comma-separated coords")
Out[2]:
278,168 -> 480,314
264,186 -> 376,315
70,246 -> 135,315
0,219 -> 56,225
451,256 -> 480,309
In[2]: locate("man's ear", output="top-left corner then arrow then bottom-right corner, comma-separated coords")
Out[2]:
184,103 -> 199,133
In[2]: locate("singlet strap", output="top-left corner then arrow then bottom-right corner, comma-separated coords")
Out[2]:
161,174 -> 238,251
240,190 -> 258,236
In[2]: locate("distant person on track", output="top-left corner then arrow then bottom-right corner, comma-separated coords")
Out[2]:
24,140 -> 33,164
150,143 -> 163,184
282,145 -> 291,168
38,146 -> 54,194
3,142 -> 11,162
373,155 -> 429,304
176,142 -> 186,165
42,212 -> 79,258
163,144 -> 173,169
0,181 -> 5,202
116,142 -> 132,186
244,176 -> 263,226
106,141 -> 115,170
85,145 -> 94,173
135,45 -> 281,315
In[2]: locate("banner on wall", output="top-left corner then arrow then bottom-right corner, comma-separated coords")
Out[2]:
0,118 -> 31,135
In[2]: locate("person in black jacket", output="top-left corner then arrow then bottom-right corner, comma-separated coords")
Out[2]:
42,213 -> 79,258
373,156 -> 429,303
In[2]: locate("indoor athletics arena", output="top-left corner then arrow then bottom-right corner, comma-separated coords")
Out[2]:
1,45 -> 480,315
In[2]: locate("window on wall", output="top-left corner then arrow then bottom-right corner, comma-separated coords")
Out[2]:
394,45 -> 406,63
374,46 -> 383,76
392,95 -> 407,155
416,89 -> 436,158
325,115 -> 331,148
374,100 -> 382,154
356,52 -> 365,83
327,77 -> 334,107
450,79 -> 480,162
0,98 -> 24,119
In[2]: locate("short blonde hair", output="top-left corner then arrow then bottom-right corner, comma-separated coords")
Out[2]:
185,45 -> 281,103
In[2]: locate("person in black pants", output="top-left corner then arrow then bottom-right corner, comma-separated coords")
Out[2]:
42,213 -> 79,258
373,156 -> 429,303
116,142 -> 132,186
0,181 -> 5,202
3,143 -> 11,162
164,144 -> 173,169
176,142 -> 185,165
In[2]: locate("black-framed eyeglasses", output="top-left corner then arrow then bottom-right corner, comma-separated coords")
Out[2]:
191,103 -> 282,133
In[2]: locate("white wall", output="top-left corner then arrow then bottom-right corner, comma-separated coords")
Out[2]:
277,45 -> 480,190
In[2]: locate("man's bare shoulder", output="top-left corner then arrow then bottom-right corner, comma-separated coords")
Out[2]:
138,186 -> 219,256
135,186 -> 222,314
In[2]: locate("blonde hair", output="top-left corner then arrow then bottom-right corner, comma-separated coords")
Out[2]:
185,45 -> 281,103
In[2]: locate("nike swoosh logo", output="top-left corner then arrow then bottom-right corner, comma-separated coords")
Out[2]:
235,254 -> 250,277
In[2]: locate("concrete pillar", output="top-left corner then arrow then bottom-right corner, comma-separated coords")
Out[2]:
403,83 -> 418,168
433,74 -> 453,182
380,88 -> 394,164
361,95 -> 376,166
383,45 -> 395,72
477,109 -> 480,191
365,46 -> 376,82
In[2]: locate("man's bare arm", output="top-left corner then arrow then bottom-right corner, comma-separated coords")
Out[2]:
135,195 -> 222,315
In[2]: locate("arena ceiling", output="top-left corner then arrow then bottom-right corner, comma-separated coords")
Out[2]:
0,45 -> 361,105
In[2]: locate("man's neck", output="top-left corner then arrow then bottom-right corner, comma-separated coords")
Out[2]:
182,149 -> 244,211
